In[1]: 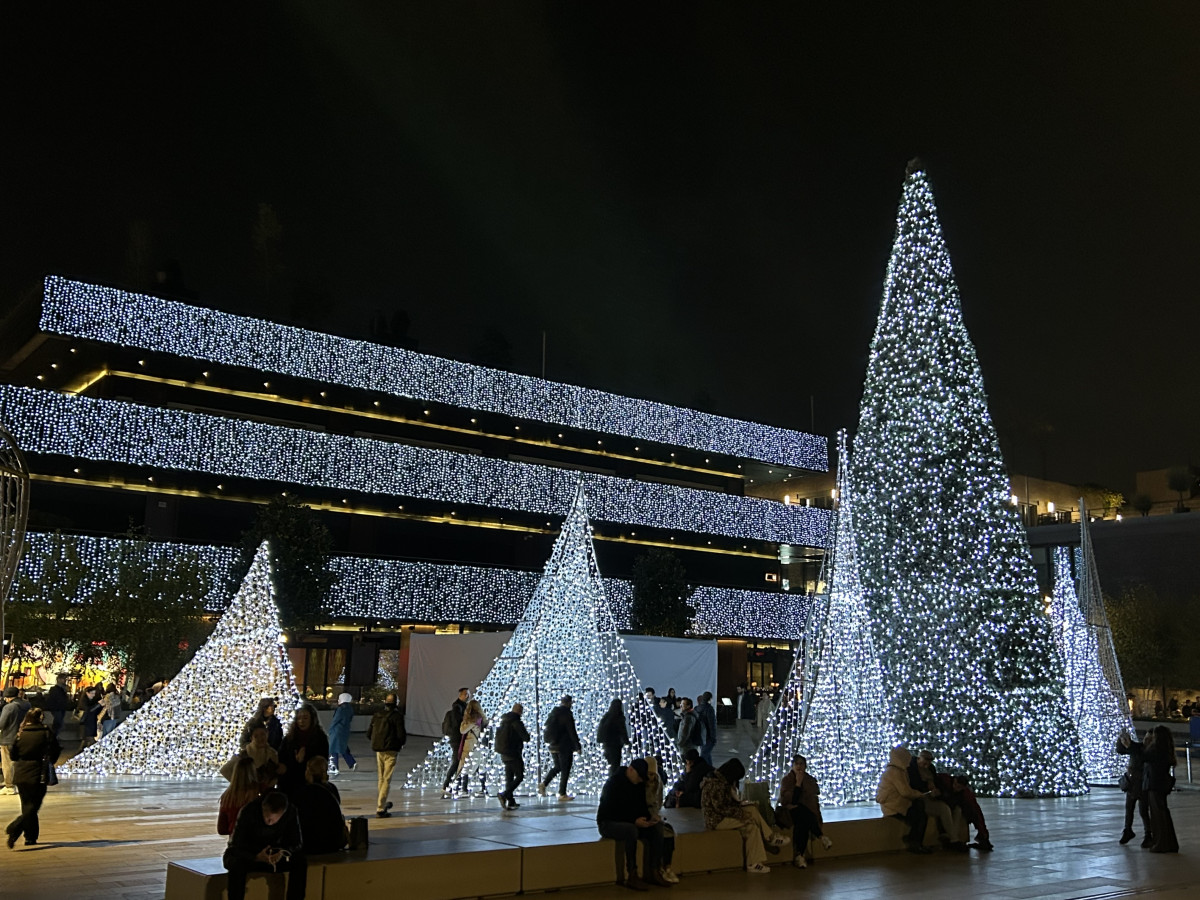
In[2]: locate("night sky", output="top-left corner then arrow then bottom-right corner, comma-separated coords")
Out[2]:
3,4 -> 1198,494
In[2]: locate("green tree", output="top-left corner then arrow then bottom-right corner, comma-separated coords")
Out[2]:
8,532 -> 93,666
630,549 -> 695,637
238,496 -> 336,632
1131,494 -> 1154,517
1106,585 -> 1200,704
1166,467 -> 1195,512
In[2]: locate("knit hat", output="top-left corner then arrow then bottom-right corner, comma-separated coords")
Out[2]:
338,692 -> 353,705
629,758 -> 649,780
2,687 -> 17,698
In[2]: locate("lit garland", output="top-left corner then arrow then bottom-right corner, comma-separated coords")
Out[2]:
0,385 -> 828,547
59,542 -> 301,777
851,166 -> 1086,797
748,432 -> 892,804
16,532 -> 807,639
40,276 -> 827,471
404,483 -> 680,797
1047,521 -> 1131,782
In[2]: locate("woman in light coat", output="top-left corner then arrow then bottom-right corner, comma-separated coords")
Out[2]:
454,700 -> 487,791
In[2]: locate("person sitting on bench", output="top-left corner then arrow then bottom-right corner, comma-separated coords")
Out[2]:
876,746 -> 934,854
223,791 -> 307,900
597,759 -> 670,890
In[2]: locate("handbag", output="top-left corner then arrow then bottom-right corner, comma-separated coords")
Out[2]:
42,756 -> 59,786
773,804 -> 793,829
1118,772 -> 1130,792
347,815 -> 369,851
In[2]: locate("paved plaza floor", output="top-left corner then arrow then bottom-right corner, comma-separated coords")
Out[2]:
1,737 -> 1195,900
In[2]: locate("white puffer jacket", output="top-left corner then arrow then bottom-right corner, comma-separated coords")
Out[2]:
875,747 -> 925,815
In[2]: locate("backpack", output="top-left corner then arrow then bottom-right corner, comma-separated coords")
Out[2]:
543,709 -> 561,745
494,719 -> 515,757
442,705 -> 463,739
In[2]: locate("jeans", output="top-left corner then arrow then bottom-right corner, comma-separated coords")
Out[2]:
700,743 -> 715,766
501,756 -> 525,801
891,799 -> 928,846
542,749 -> 574,795
0,746 -> 13,789
376,751 -> 397,811
602,744 -> 623,771
1123,786 -> 1150,835
102,718 -> 117,737
333,748 -> 357,770
598,820 -> 664,880
6,783 -> 47,844
791,804 -> 824,846
223,851 -> 308,900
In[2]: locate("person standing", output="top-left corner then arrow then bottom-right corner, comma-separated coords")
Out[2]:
696,693 -> 717,766
454,699 -> 487,795
596,758 -> 669,889
778,755 -> 833,868
0,688 -> 22,796
368,692 -> 406,818
538,696 -> 581,800
440,688 -> 470,797
42,675 -> 71,736
98,684 -> 122,738
1116,729 -> 1152,847
675,699 -> 702,757
701,758 -> 789,874
495,703 -> 531,810
735,685 -> 756,749
6,709 -> 61,849
1143,725 -> 1179,853
328,693 -> 357,774
222,792 -> 307,900
278,705 -> 329,794
597,698 -> 630,772
78,685 -> 102,749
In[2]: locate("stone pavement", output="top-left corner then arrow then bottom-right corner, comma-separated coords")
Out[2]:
1,736 -> 1195,900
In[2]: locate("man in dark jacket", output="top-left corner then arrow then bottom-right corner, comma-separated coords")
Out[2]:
669,749 -> 712,808
0,688 -> 22,795
223,792 -> 307,900
538,695 -> 582,800
368,693 -> 406,818
1116,729 -> 1150,848
597,759 -> 668,889
675,699 -> 702,756
695,693 -> 717,766
42,675 -> 72,735
440,687 -> 470,796
495,702 -> 531,810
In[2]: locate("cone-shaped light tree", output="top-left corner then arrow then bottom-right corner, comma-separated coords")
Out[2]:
748,431 -> 893,804
61,541 -> 301,777
851,162 -> 1086,796
405,481 -> 679,796
1046,507 -> 1131,782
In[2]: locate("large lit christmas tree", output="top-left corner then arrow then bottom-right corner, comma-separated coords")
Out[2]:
1046,507 -> 1130,782
748,431 -> 893,804
405,481 -> 679,797
61,541 -> 301,777
851,162 -> 1086,796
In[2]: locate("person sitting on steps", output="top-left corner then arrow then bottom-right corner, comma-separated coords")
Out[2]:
876,746 -> 934,854
777,754 -> 833,868
701,758 -> 790,875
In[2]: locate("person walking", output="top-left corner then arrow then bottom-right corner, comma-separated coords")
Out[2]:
701,758 -> 790,874
368,692 -> 406,818
1117,729 -> 1152,847
240,697 -> 284,751
495,703 -> 531,810
328,693 -> 357,774
0,687 -> 22,795
278,704 -> 329,794
538,696 -> 582,800
42,674 -> 71,736
454,699 -> 487,795
6,709 -> 61,849
440,688 -> 470,797
778,755 -> 833,867
1143,725 -> 1179,853
597,698 -> 630,772
675,698 -> 702,756
695,693 -> 717,766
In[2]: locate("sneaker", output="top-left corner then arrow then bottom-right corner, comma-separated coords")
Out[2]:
349,762 -> 358,771
537,783 -> 548,797
820,834 -> 833,851
647,871 -> 673,888
376,810 -> 392,818
498,794 -> 508,810
624,876 -> 650,891
0,788 -> 16,796
442,790 -> 453,799
1140,837 -> 1154,849
660,868 -> 679,884
746,863 -> 771,875
557,793 -> 574,801
507,800 -> 521,809
5,832 -> 16,850
768,834 -> 791,848
793,854 -> 807,868
1119,828 -> 1135,845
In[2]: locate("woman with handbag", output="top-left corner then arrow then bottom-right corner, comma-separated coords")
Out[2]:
454,700 -> 487,793
6,709 -> 61,849
777,755 -> 833,868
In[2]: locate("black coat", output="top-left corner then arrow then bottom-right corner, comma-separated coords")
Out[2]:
293,782 -> 346,854
597,771 -> 650,824
12,725 -> 61,786
596,708 -> 629,749
544,706 -> 581,752
278,728 -> 330,789
223,797 -> 304,865
43,685 -> 71,713
676,759 -> 712,808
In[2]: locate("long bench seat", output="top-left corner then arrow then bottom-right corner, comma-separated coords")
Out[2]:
165,805 -> 938,899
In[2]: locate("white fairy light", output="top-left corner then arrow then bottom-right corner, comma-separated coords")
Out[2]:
851,166 -> 1086,797
404,483 -> 680,797
59,542 -> 301,777
748,431 -> 893,804
40,276 -> 826,471
0,385 -> 828,547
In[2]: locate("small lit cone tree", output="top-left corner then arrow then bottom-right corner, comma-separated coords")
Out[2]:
405,481 -> 679,796
748,431 -> 893,803
851,162 -> 1086,796
1046,508 -> 1131,782
61,541 -> 301,777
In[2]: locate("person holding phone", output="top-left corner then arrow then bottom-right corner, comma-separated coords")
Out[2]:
222,791 -> 307,900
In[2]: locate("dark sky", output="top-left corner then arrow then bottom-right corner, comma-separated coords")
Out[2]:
3,4 -> 1198,494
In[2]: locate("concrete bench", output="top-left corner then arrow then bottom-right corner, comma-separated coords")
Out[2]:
791,804 -> 943,859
